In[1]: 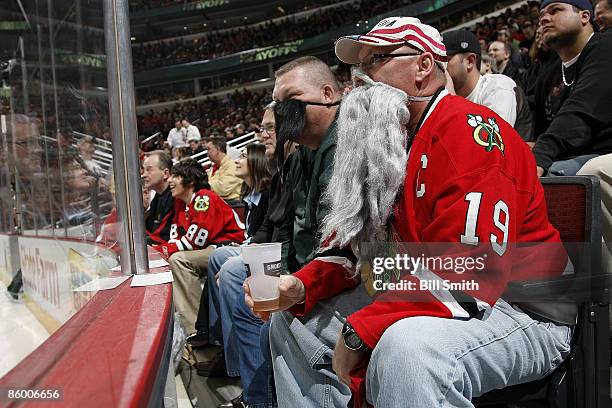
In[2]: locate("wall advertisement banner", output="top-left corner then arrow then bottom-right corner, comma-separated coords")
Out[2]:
18,236 -> 119,324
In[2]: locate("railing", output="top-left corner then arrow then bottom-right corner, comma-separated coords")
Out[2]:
39,132 -> 113,176
192,131 -> 258,167
72,131 -> 114,176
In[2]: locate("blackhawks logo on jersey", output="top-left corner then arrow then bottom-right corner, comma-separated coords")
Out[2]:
194,195 -> 210,212
467,114 -> 505,155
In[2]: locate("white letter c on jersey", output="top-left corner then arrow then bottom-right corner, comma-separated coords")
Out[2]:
416,154 -> 428,198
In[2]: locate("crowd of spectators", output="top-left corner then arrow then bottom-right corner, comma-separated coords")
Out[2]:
138,88 -> 269,144
136,71 -> 265,105
131,0 -> 415,70
135,65 -> 354,143
129,0 -> 334,12
131,0 -> 515,105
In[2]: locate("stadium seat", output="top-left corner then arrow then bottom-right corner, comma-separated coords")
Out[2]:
474,176 -> 611,408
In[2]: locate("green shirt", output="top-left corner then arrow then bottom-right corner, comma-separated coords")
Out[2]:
281,120 -> 337,271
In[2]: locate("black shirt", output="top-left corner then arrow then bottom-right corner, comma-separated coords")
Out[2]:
533,32 -> 612,170
251,155 -> 294,246
145,186 -> 175,245
532,54 -> 567,137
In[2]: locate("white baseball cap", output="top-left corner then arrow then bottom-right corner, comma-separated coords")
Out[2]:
334,17 -> 447,69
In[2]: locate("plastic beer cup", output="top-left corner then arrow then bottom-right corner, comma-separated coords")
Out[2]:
242,243 -> 282,311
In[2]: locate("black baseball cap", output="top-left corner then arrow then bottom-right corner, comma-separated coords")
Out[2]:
442,29 -> 481,56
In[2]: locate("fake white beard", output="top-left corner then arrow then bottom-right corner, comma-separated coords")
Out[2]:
319,69 -> 413,253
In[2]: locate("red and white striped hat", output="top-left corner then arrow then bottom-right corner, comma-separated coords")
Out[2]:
334,17 -> 448,69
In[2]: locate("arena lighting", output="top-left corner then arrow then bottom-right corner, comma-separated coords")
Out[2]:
130,36 -> 136,41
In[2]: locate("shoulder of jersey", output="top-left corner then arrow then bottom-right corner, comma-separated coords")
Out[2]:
433,96 -> 509,158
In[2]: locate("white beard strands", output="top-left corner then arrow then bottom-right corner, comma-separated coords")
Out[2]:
320,70 -> 411,259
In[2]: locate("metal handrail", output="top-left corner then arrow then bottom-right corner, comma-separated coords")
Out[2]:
194,131 -> 258,165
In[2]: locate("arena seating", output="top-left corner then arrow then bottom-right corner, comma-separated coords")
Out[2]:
475,176 -> 610,408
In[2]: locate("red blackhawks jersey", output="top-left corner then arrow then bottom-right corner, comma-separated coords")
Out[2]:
288,90 -> 567,405
154,189 -> 246,259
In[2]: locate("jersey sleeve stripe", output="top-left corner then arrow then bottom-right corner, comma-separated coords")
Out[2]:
180,236 -> 194,250
413,266 -> 472,319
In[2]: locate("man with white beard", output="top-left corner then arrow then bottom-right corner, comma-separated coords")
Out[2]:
245,18 -> 574,408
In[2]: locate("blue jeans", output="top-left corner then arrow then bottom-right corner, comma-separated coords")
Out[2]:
234,296 -> 275,407
547,154 -> 599,176
207,246 -> 244,376
269,286 -> 572,408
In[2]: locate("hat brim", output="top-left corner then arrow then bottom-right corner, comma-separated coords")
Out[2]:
334,34 -> 405,64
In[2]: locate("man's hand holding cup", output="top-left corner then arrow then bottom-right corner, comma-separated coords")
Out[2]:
244,275 -> 305,320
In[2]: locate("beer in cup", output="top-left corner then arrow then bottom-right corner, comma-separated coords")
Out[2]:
242,243 -> 282,311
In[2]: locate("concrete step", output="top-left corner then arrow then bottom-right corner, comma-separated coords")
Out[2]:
179,346 -> 242,408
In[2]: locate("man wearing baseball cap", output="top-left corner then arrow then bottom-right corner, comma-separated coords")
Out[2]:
533,0 -> 612,177
537,1 -> 612,279
443,29 -> 535,140
251,17 -> 572,408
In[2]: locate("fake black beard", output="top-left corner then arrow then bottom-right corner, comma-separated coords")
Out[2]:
273,98 -> 307,165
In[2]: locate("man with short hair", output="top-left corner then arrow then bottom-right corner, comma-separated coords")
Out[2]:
259,107 -> 277,158
142,150 -> 175,245
182,119 -> 201,142
595,0 -> 612,31
495,28 -> 524,68
272,56 -> 342,267
444,29 -> 533,140
167,119 -> 187,148
533,0 -> 612,176
153,158 -> 245,335
248,17 -> 572,408
188,138 -> 204,156
205,136 -> 243,204
488,40 -> 524,86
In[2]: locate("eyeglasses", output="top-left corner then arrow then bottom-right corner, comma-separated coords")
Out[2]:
357,52 -> 422,70
258,125 -> 275,134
